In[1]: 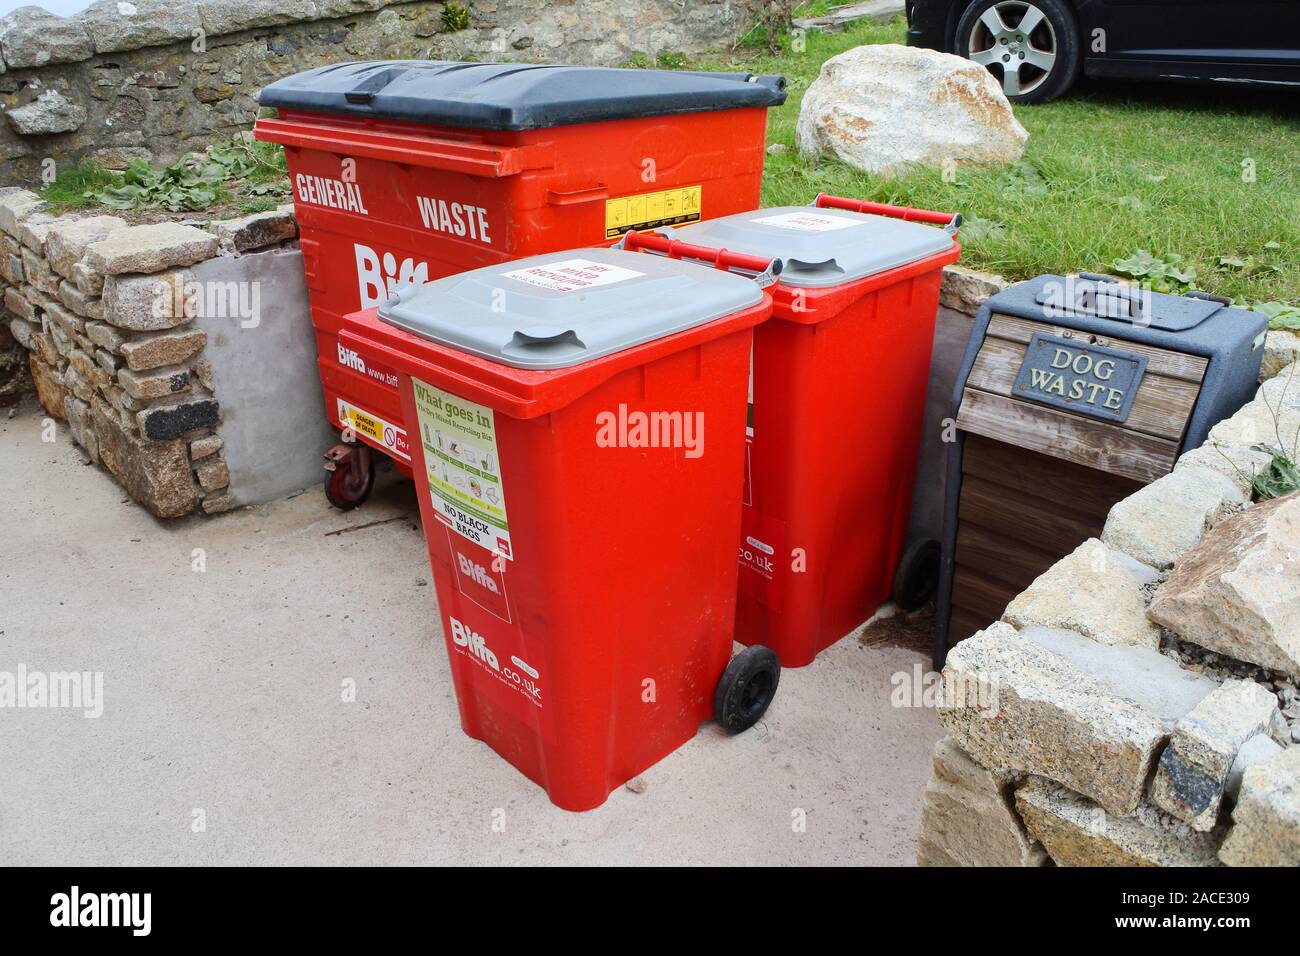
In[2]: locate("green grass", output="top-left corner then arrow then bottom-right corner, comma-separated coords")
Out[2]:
691,17 -> 1300,306
38,162 -> 122,213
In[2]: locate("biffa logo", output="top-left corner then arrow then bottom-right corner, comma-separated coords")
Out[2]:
355,243 -> 430,309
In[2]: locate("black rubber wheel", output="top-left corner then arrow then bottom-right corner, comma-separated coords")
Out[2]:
714,645 -> 780,734
955,0 -> 1082,104
324,458 -> 375,510
893,538 -> 941,611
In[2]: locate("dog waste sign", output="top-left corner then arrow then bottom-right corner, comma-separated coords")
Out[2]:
413,377 -> 512,558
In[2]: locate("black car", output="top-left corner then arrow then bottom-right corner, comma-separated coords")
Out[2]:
906,0 -> 1300,102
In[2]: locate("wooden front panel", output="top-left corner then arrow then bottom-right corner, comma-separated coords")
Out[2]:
956,314 -> 1208,484
946,434 -> 1143,646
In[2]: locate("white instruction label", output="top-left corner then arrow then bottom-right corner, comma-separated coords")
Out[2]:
750,211 -> 858,232
412,377 -> 513,559
501,258 -> 644,293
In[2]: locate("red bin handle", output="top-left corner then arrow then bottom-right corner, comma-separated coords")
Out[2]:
618,229 -> 782,284
814,193 -> 962,233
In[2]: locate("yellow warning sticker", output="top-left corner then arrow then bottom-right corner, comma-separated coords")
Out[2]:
605,185 -> 702,239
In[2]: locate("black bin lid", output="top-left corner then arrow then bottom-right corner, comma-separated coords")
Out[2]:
258,60 -> 788,131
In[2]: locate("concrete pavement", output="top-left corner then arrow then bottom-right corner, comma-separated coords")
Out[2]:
1,399 -> 942,866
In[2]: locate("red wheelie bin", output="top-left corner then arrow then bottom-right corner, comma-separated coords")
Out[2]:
253,61 -> 786,508
338,246 -> 783,810
622,194 -> 962,666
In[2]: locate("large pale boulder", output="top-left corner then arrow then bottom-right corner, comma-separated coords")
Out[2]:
795,44 -> 1027,178
1148,493 -> 1300,678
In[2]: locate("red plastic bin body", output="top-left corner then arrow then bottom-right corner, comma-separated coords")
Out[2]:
254,108 -> 772,475
337,295 -> 770,811
737,247 -> 960,667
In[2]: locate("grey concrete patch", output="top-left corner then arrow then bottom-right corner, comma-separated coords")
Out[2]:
190,246 -> 337,507
1,402 -> 942,865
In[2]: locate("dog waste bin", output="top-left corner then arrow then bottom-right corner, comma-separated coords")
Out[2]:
254,61 -> 787,507
935,272 -> 1268,668
623,193 -> 961,667
337,247 -> 782,811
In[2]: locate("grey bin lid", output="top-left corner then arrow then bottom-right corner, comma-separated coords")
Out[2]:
378,248 -> 764,371
259,61 -> 787,131
663,205 -> 956,288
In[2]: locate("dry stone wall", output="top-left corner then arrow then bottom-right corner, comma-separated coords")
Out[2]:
0,0 -> 744,183
1,185 -> 301,517
918,327 -> 1300,867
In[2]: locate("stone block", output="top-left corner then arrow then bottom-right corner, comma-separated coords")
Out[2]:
56,279 -> 104,321
67,347 -> 108,389
1149,679 -> 1286,831
8,316 -> 35,350
120,328 -> 207,371
1015,778 -> 1221,867
101,269 -> 193,331
1218,747 -> 1300,866
86,320 -> 125,353
939,623 -> 1217,815
20,247 -> 61,295
189,434 -> 222,460
1148,493 -> 1300,678
1176,442 -> 1274,496
45,215 -> 126,279
200,490 -> 237,514
90,396 -> 198,518
209,208 -> 298,253
28,353 -> 67,419
84,223 -> 217,276
0,189 -> 44,239
1261,331 -> 1300,382
136,398 -> 220,441
5,90 -> 87,136
194,454 -> 229,491
0,6 -> 94,68
4,285 -> 36,322
1102,466 -> 1247,570
916,738 -> 1047,867
81,0 -> 202,54
16,210 -> 59,253
72,261 -> 103,296
118,364 -> 190,401
1003,538 -> 1161,649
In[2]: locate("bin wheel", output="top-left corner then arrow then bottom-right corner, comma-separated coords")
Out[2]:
324,456 -> 375,510
714,645 -> 780,735
893,538 -> 941,611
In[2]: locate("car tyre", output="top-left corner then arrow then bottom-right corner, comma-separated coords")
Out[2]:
956,0 -> 1082,103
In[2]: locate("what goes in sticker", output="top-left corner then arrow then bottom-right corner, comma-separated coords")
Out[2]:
413,378 -> 513,559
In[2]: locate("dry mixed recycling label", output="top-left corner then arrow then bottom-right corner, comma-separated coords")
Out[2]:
501,258 -> 643,294
751,211 -> 858,232
412,377 -> 512,559
605,184 -> 702,239
336,398 -> 410,461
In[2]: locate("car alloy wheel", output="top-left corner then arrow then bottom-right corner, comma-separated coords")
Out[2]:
967,1 -> 1058,97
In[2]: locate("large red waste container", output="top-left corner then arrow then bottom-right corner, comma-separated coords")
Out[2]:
253,61 -> 786,503
337,247 -> 780,810
623,194 -> 961,667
